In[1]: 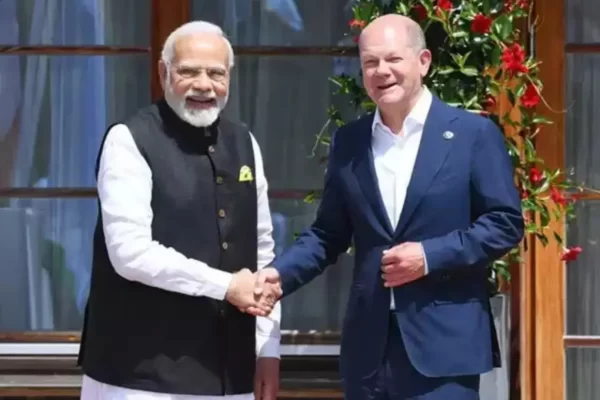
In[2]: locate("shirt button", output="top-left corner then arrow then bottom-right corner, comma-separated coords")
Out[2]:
208,145 -> 215,153
216,176 -> 223,184
218,209 -> 226,218
222,242 -> 228,250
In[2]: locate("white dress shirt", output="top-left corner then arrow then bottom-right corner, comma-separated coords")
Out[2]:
371,87 -> 433,310
80,123 -> 281,400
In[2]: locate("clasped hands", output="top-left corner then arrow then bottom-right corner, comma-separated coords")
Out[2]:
381,242 -> 426,288
225,267 -> 281,316
223,242 -> 424,315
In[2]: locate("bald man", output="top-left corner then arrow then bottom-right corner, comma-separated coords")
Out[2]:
78,21 -> 281,400
254,15 -> 523,400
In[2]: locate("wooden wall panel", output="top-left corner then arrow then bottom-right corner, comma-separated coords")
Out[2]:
532,1 -> 566,399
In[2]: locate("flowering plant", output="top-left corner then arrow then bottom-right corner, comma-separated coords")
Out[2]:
313,0 -> 587,292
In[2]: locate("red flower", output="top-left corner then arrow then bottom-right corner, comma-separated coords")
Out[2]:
529,167 -> 543,184
550,187 -> 569,206
521,83 -> 540,108
349,19 -> 366,30
501,44 -> 529,75
471,14 -> 493,34
436,0 -> 452,17
520,189 -> 529,199
412,4 -> 428,21
561,246 -> 582,262
484,95 -> 497,108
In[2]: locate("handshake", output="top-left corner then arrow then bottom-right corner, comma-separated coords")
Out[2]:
224,267 -> 282,316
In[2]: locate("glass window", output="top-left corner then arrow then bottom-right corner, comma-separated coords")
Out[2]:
565,54 -> 600,190
270,199 -> 352,331
565,53 -> 600,336
223,55 -> 358,190
566,347 -> 600,400
191,0 -> 354,47
566,201 -> 600,336
566,0 -> 600,44
0,0 -> 151,336
2,0 -> 150,47
0,55 -> 150,189
0,197 -> 96,332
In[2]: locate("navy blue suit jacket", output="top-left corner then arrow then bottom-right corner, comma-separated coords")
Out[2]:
273,96 -> 524,383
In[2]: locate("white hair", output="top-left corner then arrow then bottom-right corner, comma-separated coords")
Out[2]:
161,21 -> 235,68
409,24 -> 427,52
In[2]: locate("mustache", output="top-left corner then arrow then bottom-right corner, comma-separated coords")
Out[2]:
185,91 -> 216,101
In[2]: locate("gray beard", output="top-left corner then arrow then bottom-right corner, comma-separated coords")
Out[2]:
164,83 -> 228,128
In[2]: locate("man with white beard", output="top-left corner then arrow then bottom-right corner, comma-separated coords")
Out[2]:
78,21 -> 282,400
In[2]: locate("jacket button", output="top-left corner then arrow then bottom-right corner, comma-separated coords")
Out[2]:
222,242 -> 228,250
208,145 -> 215,153
216,176 -> 223,184
441,273 -> 451,281
218,209 -> 226,218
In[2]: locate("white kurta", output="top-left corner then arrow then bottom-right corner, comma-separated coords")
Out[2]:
80,123 -> 281,400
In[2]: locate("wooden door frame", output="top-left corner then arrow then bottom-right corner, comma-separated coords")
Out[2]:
521,2 -> 566,400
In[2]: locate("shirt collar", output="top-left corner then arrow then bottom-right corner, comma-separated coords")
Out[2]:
371,86 -> 433,134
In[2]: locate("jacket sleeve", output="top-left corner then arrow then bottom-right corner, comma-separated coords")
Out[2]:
421,118 -> 524,272
273,131 -> 353,296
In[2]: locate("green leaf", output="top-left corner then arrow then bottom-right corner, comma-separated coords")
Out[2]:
536,232 -> 549,246
492,14 -> 514,42
504,138 -> 520,157
540,205 -> 550,227
490,45 -> 502,66
515,80 -> 527,97
525,223 -> 538,233
534,179 -> 550,196
524,137 -> 536,162
552,207 -> 562,220
304,191 -> 317,204
437,67 -> 455,75
461,67 -> 479,76
488,80 -> 501,96
397,2 -> 410,16
464,94 -> 479,108
507,89 -> 516,106
532,115 -> 553,125
451,30 -> 469,39
550,169 -> 562,179
553,231 -> 564,244
482,0 -> 491,13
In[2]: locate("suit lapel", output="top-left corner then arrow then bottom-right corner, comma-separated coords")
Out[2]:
393,97 -> 457,238
351,115 -> 395,237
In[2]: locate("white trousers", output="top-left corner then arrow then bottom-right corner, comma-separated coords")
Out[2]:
80,375 -> 254,400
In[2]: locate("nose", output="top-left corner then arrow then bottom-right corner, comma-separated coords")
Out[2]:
375,61 -> 392,76
191,71 -> 212,91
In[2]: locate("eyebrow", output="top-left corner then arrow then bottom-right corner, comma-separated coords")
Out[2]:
175,63 -> 227,69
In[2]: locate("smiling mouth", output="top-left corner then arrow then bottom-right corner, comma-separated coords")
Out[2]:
186,97 -> 217,107
378,83 -> 396,90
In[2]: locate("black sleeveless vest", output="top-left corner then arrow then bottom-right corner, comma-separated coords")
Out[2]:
78,99 -> 258,396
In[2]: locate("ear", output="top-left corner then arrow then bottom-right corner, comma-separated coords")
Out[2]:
418,49 -> 432,77
158,60 -> 168,91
